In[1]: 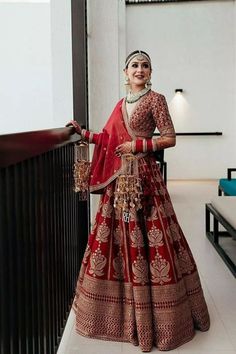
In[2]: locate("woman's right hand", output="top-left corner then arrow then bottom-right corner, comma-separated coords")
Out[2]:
65,120 -> 82,134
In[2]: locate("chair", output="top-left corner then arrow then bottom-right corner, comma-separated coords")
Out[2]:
218,168 -> 236,196
154,150 -> 167,184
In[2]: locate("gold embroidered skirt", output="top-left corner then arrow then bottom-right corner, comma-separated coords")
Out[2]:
73,156 -> 210,352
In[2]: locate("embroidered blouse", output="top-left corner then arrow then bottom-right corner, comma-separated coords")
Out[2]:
81,91 -> 176,153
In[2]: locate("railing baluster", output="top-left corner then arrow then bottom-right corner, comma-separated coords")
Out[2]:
0,129 -> 88,354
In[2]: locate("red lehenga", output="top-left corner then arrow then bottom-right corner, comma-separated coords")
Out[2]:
73,91 -> 210,352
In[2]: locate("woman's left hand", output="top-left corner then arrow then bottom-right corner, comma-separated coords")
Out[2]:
65,120 -> 82,134
115,142 -> 132,157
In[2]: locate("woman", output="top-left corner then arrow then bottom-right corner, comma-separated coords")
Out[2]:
69,50 -> 210,352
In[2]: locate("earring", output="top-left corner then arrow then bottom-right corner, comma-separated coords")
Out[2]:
124,76 -> 130,86
145,78 -> 152,88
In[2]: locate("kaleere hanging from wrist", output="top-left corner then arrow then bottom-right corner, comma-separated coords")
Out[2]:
73,140 -> 91,201
114,153 -> 143,222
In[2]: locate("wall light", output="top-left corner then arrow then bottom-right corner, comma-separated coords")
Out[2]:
175,89 -> 183,94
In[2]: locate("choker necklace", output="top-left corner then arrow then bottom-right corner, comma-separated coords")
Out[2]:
126,87 -> 150,104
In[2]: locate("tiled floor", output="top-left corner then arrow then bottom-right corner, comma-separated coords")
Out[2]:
57,180 -> 236,354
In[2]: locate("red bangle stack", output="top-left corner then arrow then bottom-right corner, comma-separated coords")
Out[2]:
81,129 -> 94,143
132,139 -> 158,153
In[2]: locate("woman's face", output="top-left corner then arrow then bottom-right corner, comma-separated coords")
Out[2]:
125,56 -> 152,91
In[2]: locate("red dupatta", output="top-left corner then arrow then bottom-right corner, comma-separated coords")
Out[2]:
89,99 -> 131,194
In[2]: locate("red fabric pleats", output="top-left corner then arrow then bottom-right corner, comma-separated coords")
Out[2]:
73,156 -> 210,352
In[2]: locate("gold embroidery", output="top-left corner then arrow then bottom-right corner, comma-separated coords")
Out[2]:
73,130 -> 209,351
96,221 -> 110,243
132,255 -> 148,285
130,225 -> 144,248
74,272 -> 209,351
164,200 -> 174,216
147,225 -> 163,247
150,255 -> 171,284
89,249 -> 107,277
101,202 -> 113,218
83,244 -> 91,263
169,221 -> 181,242
159,200 -> 174,217
178,247 -> 194,274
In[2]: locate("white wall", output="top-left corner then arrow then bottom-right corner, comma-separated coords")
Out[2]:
87,0 -> 121,132
50,0 -> 73,128
235,0 -> 236,138
0,2 -> 53,134
87,0 -> 126,219
0,0 -> 73,134
126,0 -> 236,179
87,0 -> 236,181
86,0 -> 236,217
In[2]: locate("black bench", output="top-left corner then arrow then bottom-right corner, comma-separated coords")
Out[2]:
205,197 -> 236,277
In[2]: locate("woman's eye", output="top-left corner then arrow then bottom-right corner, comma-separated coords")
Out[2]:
143,64 -> 149,69
131,63 -> 138,68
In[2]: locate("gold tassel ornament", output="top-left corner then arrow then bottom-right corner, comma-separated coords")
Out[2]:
73,141 -> 91,200
114,154 -> 143,222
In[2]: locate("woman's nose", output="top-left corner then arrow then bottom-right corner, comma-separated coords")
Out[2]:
137,65 -> 143,72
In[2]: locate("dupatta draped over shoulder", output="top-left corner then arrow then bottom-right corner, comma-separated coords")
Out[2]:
89,99 -> 130,194
89,91 -> 175,194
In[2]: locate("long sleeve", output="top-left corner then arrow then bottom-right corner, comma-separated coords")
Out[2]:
131,94 -> 176,153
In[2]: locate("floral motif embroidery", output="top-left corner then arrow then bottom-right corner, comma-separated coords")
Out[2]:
82,244 -> 91,264
89,249 -> 107,277
150,256 -> 171,284
159,201 -> 174,217
101,202 -> 113,218
132,255 -> 148,285
178,247 -> 194,274
130,226 -> 144,248
128,92 -> 175,139
157,183 -> 166,196
96,221 -> 110,243
169,221 -> 181,242
147,226 -> 163,247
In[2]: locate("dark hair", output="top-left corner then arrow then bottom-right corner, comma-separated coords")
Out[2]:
125,50 -> 151,69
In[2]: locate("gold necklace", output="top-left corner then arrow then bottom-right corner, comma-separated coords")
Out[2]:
126,87 -> 150,104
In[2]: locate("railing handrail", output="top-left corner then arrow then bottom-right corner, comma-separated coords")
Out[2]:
0,127 -> 77,168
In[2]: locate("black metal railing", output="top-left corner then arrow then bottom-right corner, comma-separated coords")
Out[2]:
0,128 -> 88,354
